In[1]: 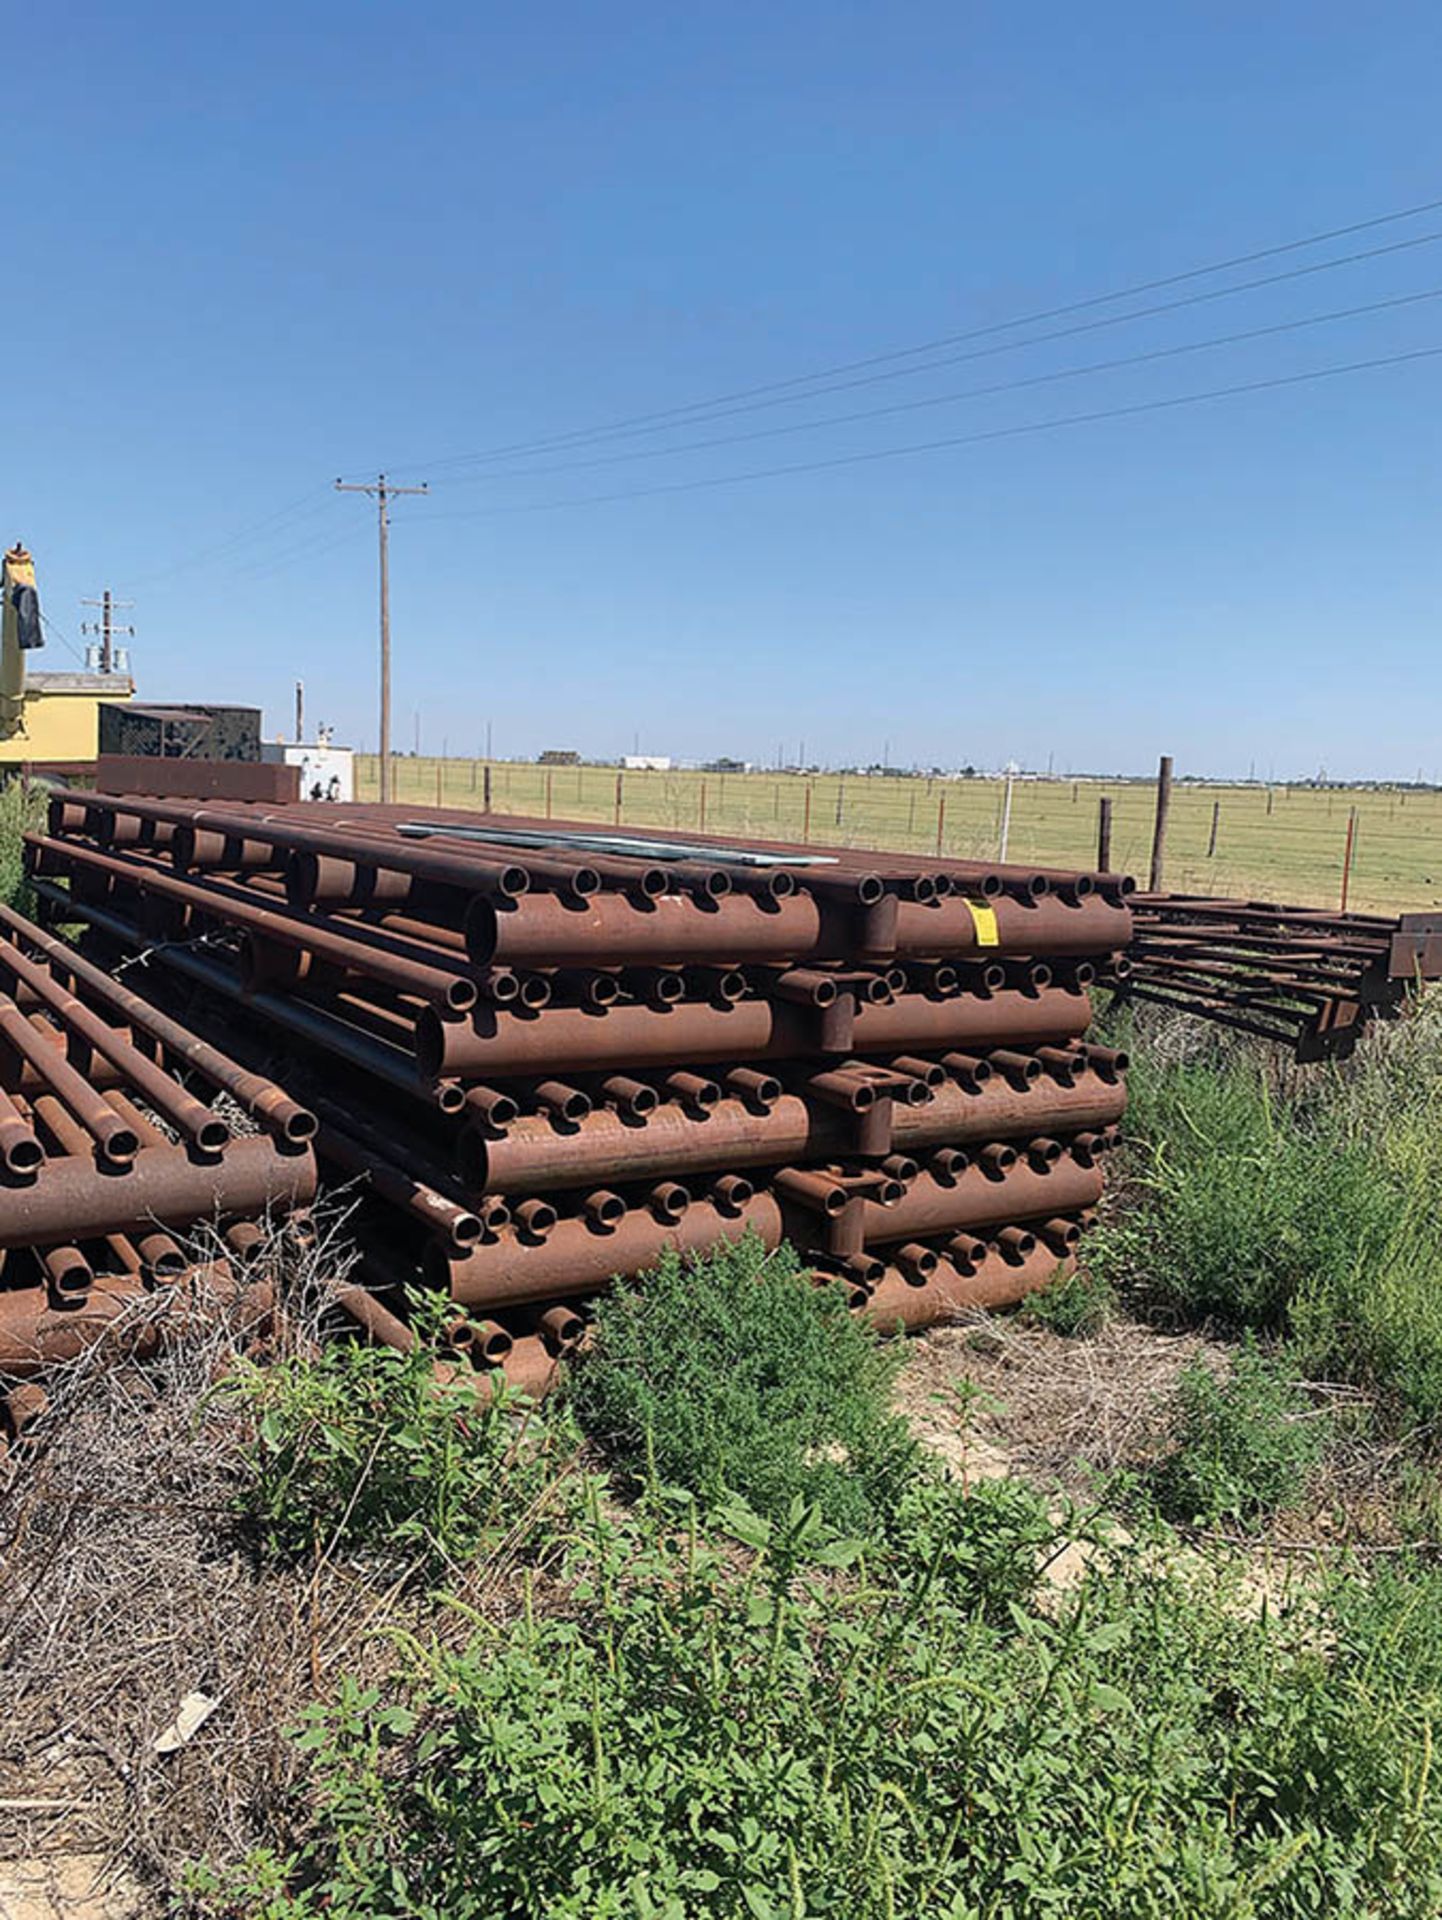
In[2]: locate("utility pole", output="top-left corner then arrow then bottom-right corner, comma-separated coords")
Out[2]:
334,472 -> 428,803
80,590 -> 135,674
294,680 -> 304,742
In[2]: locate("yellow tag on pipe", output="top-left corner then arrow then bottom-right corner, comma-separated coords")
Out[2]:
963,897 -> 1000,948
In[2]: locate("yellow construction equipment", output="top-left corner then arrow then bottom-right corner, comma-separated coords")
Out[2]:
0,545 -> 44,740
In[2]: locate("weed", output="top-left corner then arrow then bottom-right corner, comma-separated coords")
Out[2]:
187,1496 -> 1442,1919
1152,1339 -> 1326,1528
1021,1262 -> 1115,1337
568,1232 -> 918,1538
224,1296 -> 578,1574
0,776 -> 48,912
1092,999 -> 1442,1426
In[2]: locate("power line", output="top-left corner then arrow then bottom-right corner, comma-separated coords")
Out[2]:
411,340 -> 1442,520
441,282 -> 1442,484
123,487 -> 336,590
391,192 -> 1442,474
420,227 -> 1442,484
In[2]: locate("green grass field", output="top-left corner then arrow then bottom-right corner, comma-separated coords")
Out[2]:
356,756 -> 1442,917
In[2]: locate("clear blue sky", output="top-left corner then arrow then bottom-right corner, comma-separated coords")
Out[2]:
12,1 -> 1442,778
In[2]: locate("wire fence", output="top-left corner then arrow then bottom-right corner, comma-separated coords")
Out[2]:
355,756 -> 1442,918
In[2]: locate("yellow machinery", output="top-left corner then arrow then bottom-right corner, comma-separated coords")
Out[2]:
0,544 -> 43,739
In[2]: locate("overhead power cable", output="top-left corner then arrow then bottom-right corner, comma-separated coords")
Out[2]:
408,340 -> 1442,520
441,282 -> 1442,484
390,191 -> 1442,474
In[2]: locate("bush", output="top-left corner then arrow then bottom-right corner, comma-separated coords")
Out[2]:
569,1233 -> 917,1538
1020,1262 -> 1114,1337
188,1499 -> 1442,1919
0,775 -> 47,912
1153,1340 -> 1325,1528
1091,1001 -> 1442,1425
225,1307 -> 577,1574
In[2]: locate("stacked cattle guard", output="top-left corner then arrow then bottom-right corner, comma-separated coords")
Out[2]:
0,899 -> 316,1435
27,797 -> 1131,1395
1126,894 -> 1442,1060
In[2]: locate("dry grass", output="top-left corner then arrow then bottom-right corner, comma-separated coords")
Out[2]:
359,753 -> 1442,916
0,1214 -> 416,1914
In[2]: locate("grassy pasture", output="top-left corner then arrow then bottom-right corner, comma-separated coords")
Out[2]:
359,755 -> 1442,916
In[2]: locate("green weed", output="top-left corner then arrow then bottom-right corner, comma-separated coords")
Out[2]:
223,1300 -> 578,1574
1152,1339 -> 1326,1528
1092,997 -> 1442,1425
568,1232 -> 917,1539
1020,1262 -> 1115,1337
187,1495 -> 1442,1919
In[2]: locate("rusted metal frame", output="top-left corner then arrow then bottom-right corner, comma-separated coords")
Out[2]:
0,903 -> 315,1145
0,928 -> 230,1154
29,882 -> 449,1111
26,833 -> 475,1014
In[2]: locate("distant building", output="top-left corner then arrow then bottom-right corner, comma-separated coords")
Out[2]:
703,756 -> 748,774
623,754 -> 672,772
538,748 -> 581,766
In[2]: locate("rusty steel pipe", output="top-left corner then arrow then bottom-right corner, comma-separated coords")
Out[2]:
0,904 -> 314,1145
315,1123 -> 481,1253
457,1068 -> 1124,1194
0,995 -> 140,1165
431,1191 -> 784,1310
0,1135 -> 315,1248
862,1242 -> 1075,1331
847,1158 -> 1103,1246
417,986 -> 1090,1080
0,934 -> 230,1155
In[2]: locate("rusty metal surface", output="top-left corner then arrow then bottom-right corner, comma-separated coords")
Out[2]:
1125,894 -> 1442,1059
22,798 -> 1133,1387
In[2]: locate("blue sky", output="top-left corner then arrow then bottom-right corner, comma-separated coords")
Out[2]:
11,1 -> 1442,777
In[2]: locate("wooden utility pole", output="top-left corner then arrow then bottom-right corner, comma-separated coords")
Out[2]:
334,472 -> 428,803
80,589 -> 135,674
1097,796 -> 1113,872
1148,754 -> 1173,892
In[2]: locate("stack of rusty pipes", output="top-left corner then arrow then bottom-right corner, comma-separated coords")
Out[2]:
27,797 -> 1132,1394
1126,895 -> 1442,1060
0,901 -> 316,1421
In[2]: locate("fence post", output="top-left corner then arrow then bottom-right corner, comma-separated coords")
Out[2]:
935,790 -> 946,856
907,788 -> 916,838
483,763 -> 492,810
1207,798 -> 1220,858
835,776 -> 845,828
614,770 -> 623,825
1097,796 -> 1112,872
699,780 -> 708,833
997,768 -> 1015,862
1148,754 -> 1173,892
803,782 -> 813,843
1266,786 -> 1273,815
1340,806 -> 1357,911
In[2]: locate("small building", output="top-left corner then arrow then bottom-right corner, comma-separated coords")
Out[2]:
0,670 -> 136,774
623,754 -> 672,772
538,748 -> 581,767
702,756 -> 748,775
262,740 -> 355,802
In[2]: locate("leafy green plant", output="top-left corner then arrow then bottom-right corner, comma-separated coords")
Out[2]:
569,1232 -> 917,1538
1152,1339 -> 1325,1528
1091,999 -> 1442,1425
186,1494 -> 1442,1919
224,1299 -> 577,1573
1021,1262 -> 1115,1337
0,775 -> 47,912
